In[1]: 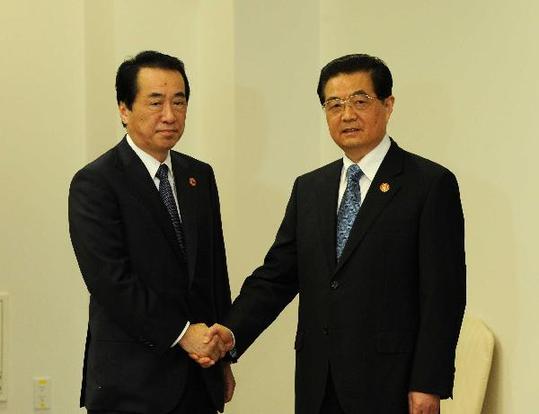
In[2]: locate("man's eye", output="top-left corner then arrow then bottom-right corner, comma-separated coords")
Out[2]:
150,102 -> 162,106
353,97 -> 368,105
329,102 -> 343,111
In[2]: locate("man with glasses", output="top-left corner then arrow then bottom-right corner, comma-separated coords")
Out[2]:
199,54 -> 466,414
69,51 -> 234,414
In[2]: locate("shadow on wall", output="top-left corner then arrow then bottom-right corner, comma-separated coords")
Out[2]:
226,84 -> 297,413
391,79 -> 456,163
463,173 -> 517,414
232,84 -> 293,273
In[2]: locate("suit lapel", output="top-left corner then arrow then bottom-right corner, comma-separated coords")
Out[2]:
116,138 -> 186,264
335,140 -> 404,274
171,153 -> 198,284
315,160 -> 342,272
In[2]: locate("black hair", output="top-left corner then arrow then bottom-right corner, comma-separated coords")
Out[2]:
115,50 -> 190,110
317,54 -> 392,104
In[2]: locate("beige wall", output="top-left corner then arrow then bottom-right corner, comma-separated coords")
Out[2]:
0,0 -> 87,412
1,0 -> 537,413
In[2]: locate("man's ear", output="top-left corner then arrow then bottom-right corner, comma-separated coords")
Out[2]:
384,95 -> 395,121
118,102 -> 130,126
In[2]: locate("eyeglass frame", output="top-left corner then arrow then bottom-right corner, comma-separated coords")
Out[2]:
322,92 -> 383,115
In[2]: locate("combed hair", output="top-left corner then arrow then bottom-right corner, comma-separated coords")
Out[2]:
317,54 -> 393,104
116,50 -> 190,110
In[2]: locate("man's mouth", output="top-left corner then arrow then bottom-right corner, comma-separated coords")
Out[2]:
342,128 -> 360,134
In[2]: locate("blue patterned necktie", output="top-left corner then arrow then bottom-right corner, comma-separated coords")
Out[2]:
156,164 -> 187,258
336,164 -> 362,260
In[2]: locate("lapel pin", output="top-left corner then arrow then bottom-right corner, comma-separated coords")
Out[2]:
379,182 -> 390,193
189,177 -> 197,187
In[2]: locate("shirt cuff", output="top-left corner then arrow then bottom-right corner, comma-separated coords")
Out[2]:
228,328 -> 238,360
171,321 -> 190,347
229,329 -> 236,348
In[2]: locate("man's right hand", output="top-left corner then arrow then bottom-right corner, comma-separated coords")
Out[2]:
178,323 -> 227,366
188,323 -> 235,368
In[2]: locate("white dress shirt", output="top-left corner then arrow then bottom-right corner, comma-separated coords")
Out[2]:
337,134 -> 391,211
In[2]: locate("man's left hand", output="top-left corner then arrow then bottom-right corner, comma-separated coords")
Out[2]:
223,362 -> 236,403
408,391 -> 440,414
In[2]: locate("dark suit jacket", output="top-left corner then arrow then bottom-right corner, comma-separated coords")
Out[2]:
69,138 -> 231,413
226,140 -> 466,414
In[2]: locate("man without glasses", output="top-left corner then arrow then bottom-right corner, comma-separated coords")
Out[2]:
69,50 -> 234,414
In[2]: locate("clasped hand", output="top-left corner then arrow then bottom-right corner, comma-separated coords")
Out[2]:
179,323 -> 234,368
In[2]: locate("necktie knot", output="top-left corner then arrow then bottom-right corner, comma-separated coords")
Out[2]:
156,164 -> 169,180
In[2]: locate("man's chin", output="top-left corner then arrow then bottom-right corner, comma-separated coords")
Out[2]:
153,142 -> 179,157
338,138 -> 364,151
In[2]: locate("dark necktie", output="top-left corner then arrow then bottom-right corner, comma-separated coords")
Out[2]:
336,164 -> 362,260
156,164 -> 187,258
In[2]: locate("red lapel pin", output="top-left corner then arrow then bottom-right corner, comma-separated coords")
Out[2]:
189,177 -> 197,187
379,182 -> 390,193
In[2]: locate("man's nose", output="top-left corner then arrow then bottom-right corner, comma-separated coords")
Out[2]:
342,101 -> 358,120
161,102 -> 175,122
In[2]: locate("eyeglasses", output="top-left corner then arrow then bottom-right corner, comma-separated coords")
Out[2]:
322,93 -> 379,115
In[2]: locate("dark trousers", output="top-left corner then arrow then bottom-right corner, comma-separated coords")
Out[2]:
319,371 -> 346,414
88,361 -> 216,414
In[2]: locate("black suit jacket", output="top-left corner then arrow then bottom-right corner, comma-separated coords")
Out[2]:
226,140 -> 466,414
69,138 -> 231,413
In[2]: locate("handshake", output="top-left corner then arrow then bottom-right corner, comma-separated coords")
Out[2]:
179,323 -> 234,368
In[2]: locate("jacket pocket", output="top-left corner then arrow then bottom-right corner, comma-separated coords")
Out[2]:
376,331 -> 415,354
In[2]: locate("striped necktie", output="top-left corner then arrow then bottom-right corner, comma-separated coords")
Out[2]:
156,164 -> 187,259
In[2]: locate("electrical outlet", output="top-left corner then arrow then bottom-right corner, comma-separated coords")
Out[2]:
33,377 -> 51,410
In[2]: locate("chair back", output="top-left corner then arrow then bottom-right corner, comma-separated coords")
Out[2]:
441,314 -> 494,414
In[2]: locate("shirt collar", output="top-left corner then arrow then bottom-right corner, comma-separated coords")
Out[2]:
126,134 -> 172,178
342,134 -> 391,181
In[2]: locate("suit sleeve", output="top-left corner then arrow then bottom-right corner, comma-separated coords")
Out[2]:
409,169 -> 466,398
68,167 -> 189,354
225,180 -> 300,357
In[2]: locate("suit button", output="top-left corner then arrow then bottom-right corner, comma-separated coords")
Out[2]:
322,327 -> 328,335
330,280 -> 339,290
